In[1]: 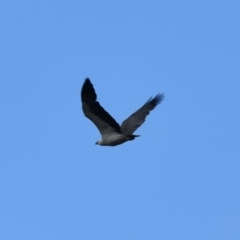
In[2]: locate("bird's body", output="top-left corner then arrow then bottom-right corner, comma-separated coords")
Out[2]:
96,133 -> 137,146
81,78 -> 164,146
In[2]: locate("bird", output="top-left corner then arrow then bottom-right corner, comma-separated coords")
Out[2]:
81,78 -> 164,146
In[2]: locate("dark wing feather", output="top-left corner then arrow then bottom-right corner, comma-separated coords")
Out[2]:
120,94 -> 164,135
81,78 -> 121,136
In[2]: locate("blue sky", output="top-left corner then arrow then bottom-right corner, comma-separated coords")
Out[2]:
1,1 -> 240,239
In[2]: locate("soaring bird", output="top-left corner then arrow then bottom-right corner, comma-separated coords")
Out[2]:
81,78 -> 164,146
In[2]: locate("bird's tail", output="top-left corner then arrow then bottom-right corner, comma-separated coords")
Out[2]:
126,134 -> 140,141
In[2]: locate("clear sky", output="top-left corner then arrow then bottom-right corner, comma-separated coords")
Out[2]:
1,1 -> 240,239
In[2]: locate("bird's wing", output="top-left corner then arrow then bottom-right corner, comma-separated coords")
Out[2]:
120,94 -> 164,135
81,78 -> 121,137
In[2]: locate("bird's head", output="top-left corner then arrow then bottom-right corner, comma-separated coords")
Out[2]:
95,140 -> 104,145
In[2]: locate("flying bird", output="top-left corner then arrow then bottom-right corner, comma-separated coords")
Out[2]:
81,78 -> 164,146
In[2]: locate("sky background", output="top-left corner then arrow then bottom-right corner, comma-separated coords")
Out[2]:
1,1 -> 240,239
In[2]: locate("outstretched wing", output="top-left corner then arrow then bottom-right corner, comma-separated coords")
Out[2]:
81,78 -> 122,137
121,94 -> 164,135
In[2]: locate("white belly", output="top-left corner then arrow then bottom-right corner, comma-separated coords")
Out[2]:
101,134 -> 127,146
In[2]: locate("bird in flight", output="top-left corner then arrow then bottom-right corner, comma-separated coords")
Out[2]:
81,78 -> 164,146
